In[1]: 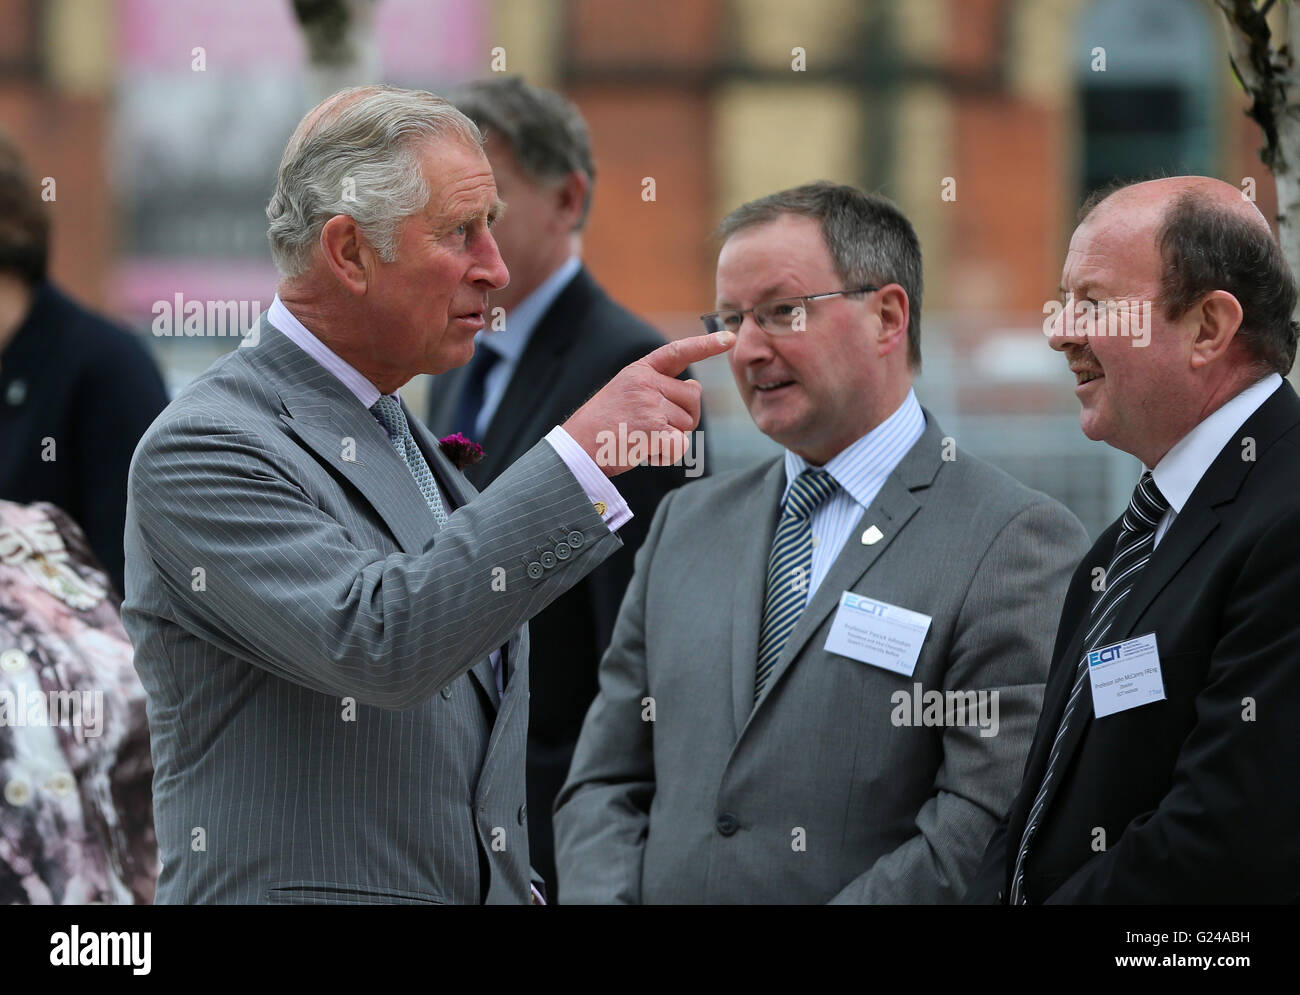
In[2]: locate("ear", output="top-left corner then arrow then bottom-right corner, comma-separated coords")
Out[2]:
554,170 -> 590,234
1188,290 -> 1244,370
874,284 -> 910,357
318,214 -> 375,296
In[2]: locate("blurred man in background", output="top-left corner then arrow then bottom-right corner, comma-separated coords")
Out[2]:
0,129 -> 169,598
425,77 -> 701,900
555,182 -> 1088,903
969,177 -> 1300,903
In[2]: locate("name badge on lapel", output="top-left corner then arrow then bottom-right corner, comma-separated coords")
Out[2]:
824,591 -> 932,677
1086,632 -> 1166,718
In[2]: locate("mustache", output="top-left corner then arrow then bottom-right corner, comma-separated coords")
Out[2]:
1064,345 -> 1100,370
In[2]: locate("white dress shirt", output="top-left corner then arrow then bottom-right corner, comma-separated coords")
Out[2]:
782,389 -> 927,605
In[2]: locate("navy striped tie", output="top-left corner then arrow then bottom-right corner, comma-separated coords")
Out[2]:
755,469 -> 837,701
1009,470 -> 1168,903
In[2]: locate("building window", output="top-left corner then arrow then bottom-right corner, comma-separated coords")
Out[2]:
1076,0 -> 1215,199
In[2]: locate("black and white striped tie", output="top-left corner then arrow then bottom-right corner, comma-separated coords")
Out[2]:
754,469 -> 837,701
1009,470 -> 1168,904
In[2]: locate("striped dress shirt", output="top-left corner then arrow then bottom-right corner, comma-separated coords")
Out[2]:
782,389 -> 926,606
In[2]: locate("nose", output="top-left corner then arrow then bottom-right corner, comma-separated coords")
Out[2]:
1048,299 -> 1082,353
473,228 -> 510,291
731,311 -> 775,367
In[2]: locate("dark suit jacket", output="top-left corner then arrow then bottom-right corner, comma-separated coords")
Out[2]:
969,380 -> 1300,904
0,281 -> 169,596
426,266 -> 700,898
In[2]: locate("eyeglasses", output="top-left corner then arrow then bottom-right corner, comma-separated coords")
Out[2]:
700,287 -> 880,335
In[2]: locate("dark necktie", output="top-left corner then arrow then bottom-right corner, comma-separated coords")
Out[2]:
754,469 -> 837,701
1009,470 -> 1169,903
450,344 -> 501,439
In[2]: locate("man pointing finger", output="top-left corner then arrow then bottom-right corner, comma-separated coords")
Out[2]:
122,84 -> 727,905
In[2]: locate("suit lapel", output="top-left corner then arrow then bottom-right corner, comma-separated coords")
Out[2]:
738,413 -> 944,735
474,276 -> 593,484
255,334 -> 435,558
1029,506 -> 1222,831
729,460 -> 787,735
743,473 -> 926,732
1031,558 -> 1102,766
1018,574 -> 1103,837
474,626 -> 528,802
477,351 -> 564,485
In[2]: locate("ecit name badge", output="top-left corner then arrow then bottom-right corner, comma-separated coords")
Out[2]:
824,591 -> 932,677
1087,631 -> 1166,718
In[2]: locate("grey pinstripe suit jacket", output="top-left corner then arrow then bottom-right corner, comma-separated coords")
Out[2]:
121,318 -> 620,904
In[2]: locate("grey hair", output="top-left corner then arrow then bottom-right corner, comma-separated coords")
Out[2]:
444,76 -> 595,230
717,181 -> 925,370
266,84 -> 482,278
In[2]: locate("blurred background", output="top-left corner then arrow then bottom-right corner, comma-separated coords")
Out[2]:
0,0 -> 1280,537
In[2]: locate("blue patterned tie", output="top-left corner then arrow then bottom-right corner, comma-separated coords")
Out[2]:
755,469 -> 837,701
1009,470 -> 1168,903
371,394 -> 448,528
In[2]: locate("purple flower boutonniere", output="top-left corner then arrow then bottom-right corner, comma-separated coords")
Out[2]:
440,433 -> 485,471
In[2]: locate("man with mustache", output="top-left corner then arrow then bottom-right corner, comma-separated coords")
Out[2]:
121,85 -> 731,904
554,182 -> 1087,903
969,176 -> 1300,903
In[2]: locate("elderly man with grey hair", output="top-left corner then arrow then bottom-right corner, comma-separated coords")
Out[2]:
424,76 -> 701,901
554,182 -> 1089,903
121,85 -> 731,904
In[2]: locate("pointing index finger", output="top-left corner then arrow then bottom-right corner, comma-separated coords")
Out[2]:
642,331 -> 736,377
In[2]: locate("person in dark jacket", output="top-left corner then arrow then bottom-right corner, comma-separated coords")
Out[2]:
0,129 -> 169,598
425,78 -> 704,900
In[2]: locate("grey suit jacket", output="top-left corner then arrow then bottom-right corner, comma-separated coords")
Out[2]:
121,318 -> 620,904
553,412 -> 1089,903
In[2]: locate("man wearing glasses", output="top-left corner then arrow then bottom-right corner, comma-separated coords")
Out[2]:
553,181 -> 1088,903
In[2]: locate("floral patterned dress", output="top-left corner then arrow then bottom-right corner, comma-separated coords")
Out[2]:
0,500 -> 157,903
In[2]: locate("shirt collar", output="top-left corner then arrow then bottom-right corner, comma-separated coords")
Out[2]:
475,256 -> 581,363
782,388 -> 927,508
267,294 -> 382,409
1149,373 -> 1282,513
